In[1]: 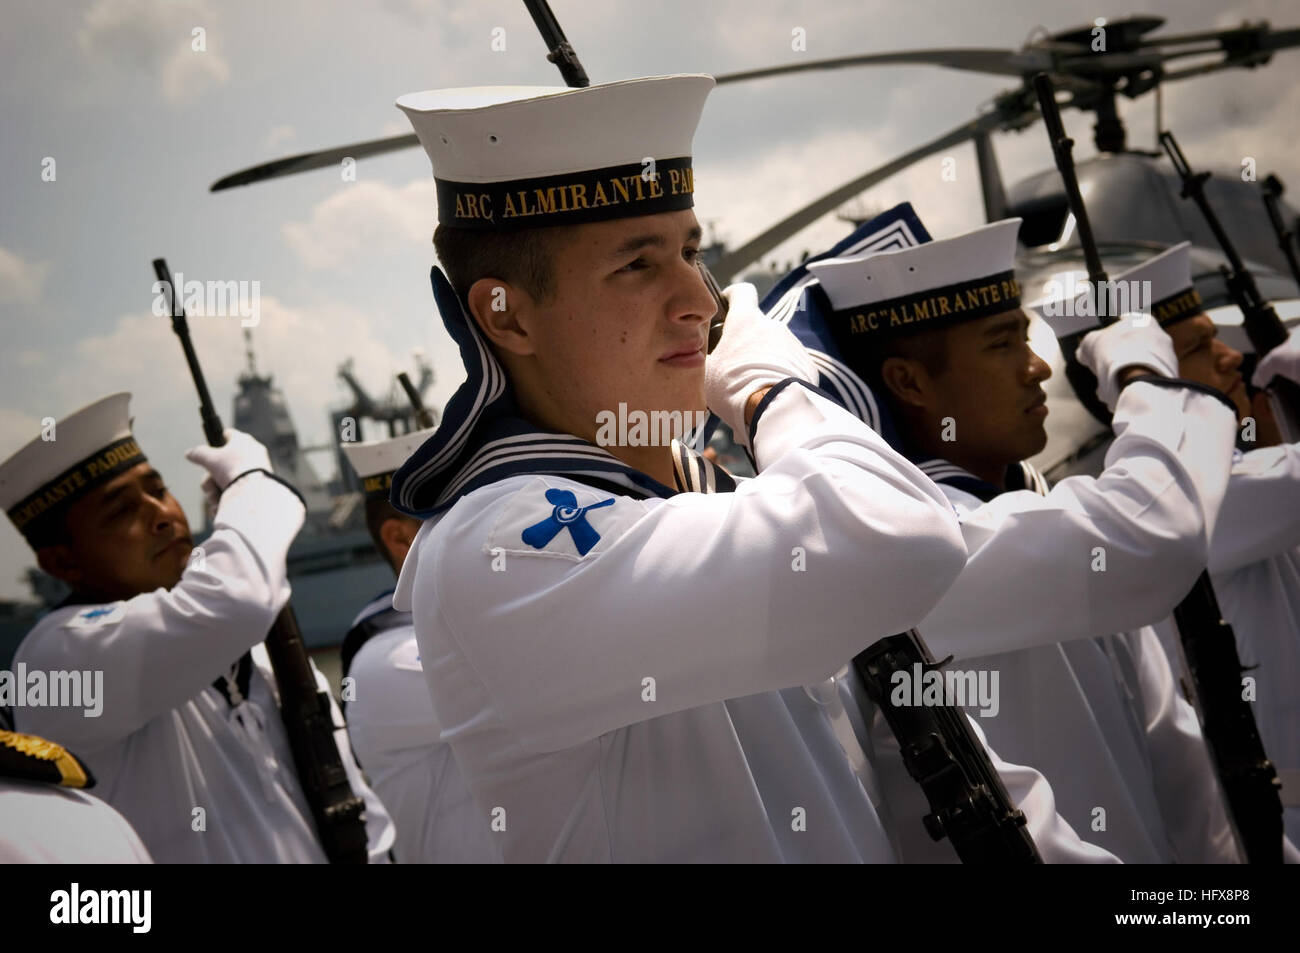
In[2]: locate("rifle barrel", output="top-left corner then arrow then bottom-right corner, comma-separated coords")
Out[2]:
153,258 -> 226,447
1159,132 -> 1249,276
1033,74 -> 1109,311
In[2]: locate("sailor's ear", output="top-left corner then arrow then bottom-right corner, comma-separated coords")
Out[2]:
879,356 -> 931,410
380,516 -> 420,573
466,278 -> 536,357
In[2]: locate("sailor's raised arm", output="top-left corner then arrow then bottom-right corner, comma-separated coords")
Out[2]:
1208,442 -> 1300,574
398,291 -> 966,754
16,431 -> 306,748
1209,324 -> 1300,575
918,319 -> 1238,660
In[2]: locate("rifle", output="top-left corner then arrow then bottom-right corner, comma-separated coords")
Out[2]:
522,0 -> 588,89
397,372 -> 436,429
1160,132 -> 1300,442
854,634 -> 1041,863
1035,76 -> 1283,863
1262,174 -> 1300,289
153,258 -> 369,864
518,0 -> 1039,864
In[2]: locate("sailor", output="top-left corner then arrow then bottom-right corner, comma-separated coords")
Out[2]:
776,210 -> 1241,862
0,393 -> 395,862
340,429 -> 501,862
1106,243 -> 1300,851
0,727 -> 152,863
384,75 -> 1111,863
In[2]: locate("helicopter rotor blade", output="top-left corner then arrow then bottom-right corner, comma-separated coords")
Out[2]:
712,25 -> 1300,89
714,48 -> 1049,85
1146,27 -> 1300,86
210,132 -> 421,192
208,23 -> 1299,193
1134,23 -> 1300,51
710,109 -> 1012,280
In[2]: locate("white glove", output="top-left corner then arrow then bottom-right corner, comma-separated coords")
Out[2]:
184,428 -> 274,491
703,283 -> 819,446
1252,326 -> 1300,388
1076,314 -> 1179,411
199,474 -> 220,510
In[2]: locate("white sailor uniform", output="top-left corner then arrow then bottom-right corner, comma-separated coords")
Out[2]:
344,592 -> 502,863
769,208 -> 1240,862
0,728 -> 152,863
0,781 -> 153,863
1151,440 -> 1300,847
914,416 -> 1242,864
396,379 -> 1121,862
394,381 -> 972,861
13,472 -> 395,863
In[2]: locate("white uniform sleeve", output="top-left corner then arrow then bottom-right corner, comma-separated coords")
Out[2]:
968,717 -> 1121,864
312,661 -> 396,863
399,383 -> 967,753
1208,442 -> 1300,575
14,472 -> 305,750
917,382 -> 1237,660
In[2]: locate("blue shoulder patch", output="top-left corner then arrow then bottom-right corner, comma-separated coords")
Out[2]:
484,477 -> 643,563
62,603 -> 127,629
521,488 -> 615,556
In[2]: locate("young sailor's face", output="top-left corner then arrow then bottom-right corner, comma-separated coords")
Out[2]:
1167,313 -> 1250,420
47,462 -> 194,600
930,309 -> 1053,465
527,210 -> 716,438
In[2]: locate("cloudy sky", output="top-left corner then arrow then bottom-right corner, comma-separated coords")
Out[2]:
2,0 -> 1298,599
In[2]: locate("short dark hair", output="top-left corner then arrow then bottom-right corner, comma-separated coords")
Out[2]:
433,224 -> 564,303
364,496 -> 420,573
856,325 -> 951,400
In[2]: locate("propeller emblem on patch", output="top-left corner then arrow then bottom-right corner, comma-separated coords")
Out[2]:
521,488 -> 615,557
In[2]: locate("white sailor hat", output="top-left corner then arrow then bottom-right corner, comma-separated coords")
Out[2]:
1029,241 -> 1204,338
802,218 -> 1023,363
396,74 -> 714,231
1112,242 -> 1204,327
341,428 -> 437,503
0,393 -> 147,546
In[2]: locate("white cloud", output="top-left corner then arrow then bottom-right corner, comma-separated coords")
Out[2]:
79,0 -> 230,105
160,40 -> 231,105
0,247 -> 51,302
265,124 -> 297,150
282,179 -> 436,269
697,124 -> 999,280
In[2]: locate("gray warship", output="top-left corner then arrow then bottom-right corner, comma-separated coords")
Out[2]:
218,332 -> 438,656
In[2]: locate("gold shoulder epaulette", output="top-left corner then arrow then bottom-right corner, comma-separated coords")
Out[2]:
0,729 -> 94,788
